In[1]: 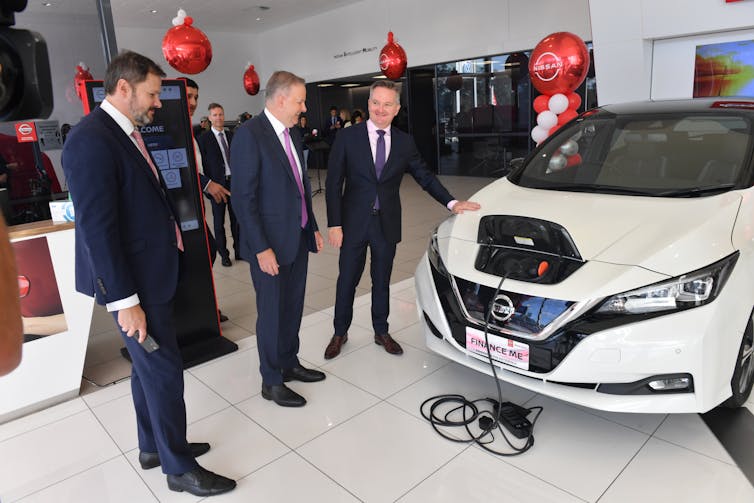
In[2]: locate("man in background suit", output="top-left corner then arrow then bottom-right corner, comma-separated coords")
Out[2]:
324,80 -> 480,359
198,103 -> 239,267
62,51 -> 235,497
231,70 -> 325,407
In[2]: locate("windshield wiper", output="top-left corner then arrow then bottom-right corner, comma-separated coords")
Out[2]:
535,184 -> 656,196
654,184 -> 737,197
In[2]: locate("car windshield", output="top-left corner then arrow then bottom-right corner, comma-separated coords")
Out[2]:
509,112 -> 752,197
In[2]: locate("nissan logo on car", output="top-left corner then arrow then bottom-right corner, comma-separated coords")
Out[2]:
490,294 -> 515,322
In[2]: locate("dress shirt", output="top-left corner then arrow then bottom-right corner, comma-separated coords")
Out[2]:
99,98 -> 142,312
193,138 -> 211,191
264,108 -> 303,180
212,127 -> 231,176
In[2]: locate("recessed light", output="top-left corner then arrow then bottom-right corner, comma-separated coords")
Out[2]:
150,9 -> 157,14
256,17 -> 262,21
258,5 -> 270,10
43,2 -> 53,6
372,75 -> 387,79
317,83 -> 335,87
340,83 -> 360,88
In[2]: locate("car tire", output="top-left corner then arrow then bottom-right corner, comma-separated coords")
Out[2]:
721,312 -> 754,409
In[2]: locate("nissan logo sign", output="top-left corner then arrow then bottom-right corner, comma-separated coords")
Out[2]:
17,123 -> 33,135
490,294 -> 515,322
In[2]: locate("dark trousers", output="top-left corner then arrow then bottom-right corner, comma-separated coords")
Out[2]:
334,214 -> 396,336
211,177 -> 240,259
249,231 -> 308,384
113,301 -> 197,475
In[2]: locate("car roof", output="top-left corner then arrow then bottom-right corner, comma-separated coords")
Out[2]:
596,97 -> 754,115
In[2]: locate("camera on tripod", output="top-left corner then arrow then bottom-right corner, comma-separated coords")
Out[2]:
0,0 -> 53,121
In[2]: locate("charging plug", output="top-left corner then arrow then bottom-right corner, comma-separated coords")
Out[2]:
478,415 -> 494,431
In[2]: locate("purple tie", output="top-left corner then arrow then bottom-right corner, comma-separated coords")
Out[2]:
283,128 -> 308,229
374,129 -> 386,209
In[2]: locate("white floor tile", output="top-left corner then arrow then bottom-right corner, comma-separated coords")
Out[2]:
397,446 -> 583,503
298,402 -> 466,503
189,348 -> 262,405
0,410 -> 120,501
391,284 -> 417,303
569,403 -> 667,435
600,438 -> 754,503
296,317 -> 374,367
236,373 -> 379,448
124,407 -> 289,502
17,456 -> 157,503
209,452 -> 359,502
496,396 -> 649,502
653,413 -> 735,464
391,320 -> 428,350
322,342 -> 448,399
0,397 -> 88,443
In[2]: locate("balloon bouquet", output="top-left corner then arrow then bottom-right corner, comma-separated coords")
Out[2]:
528,32 -> 590,146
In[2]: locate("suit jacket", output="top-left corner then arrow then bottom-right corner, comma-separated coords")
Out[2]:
61,106 -> 180,306
197,129 -> 233,184
230,113 -> 319,265
326,122 -> 453,244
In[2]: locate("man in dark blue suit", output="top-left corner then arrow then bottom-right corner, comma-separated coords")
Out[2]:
231,70 -> 325,407
324,80 -> 480,359
197,102 -> 240,267
62,51 -> 235,497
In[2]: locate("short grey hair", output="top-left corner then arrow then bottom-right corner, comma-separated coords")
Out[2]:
265,71 -> 305,102
369,80 -> 400,105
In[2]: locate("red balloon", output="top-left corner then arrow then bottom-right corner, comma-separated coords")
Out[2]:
243,64 -> 260,95
548,124 -> 563,136
533,94 -> 550,114
566,153 -> 582,168
74,64 -> 93,101
162,17 -> 212,74
567,92 -> 582,111
529,32 -> 590,95
379,31 -> 407,80
557,109 -> 579,125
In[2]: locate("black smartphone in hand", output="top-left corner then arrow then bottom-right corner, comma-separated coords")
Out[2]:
134,330 -> 160,353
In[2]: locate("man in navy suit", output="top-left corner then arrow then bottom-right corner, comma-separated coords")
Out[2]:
231,70 -> 325,407
62,51 -> 235,497
324,80 -> 480,359
198,102 -> 239,267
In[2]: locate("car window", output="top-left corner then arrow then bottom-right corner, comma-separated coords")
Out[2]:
510,113 -> 752,197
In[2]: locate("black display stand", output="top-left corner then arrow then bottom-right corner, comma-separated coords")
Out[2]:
84,80 -> 238,368
305,138 -> 330,195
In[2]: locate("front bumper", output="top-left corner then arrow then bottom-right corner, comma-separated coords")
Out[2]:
415,252 -> 744,413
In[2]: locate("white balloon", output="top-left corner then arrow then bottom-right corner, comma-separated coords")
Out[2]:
560,139 -> 579,156
548,154 -> 567,172
531,126 -> 548,144
548,93 -> 569,115
537,110 -> 558,130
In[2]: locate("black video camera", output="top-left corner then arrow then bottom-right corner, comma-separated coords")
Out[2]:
0,0 -> 52,121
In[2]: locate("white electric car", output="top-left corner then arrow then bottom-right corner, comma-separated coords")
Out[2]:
416,98 -> 754,413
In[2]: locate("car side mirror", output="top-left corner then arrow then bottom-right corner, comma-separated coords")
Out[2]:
509,157 -> 525,171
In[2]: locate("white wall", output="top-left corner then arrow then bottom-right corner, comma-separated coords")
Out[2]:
589,0 -> 754,105
256,0 -> 592,84
115,27 -> 265,121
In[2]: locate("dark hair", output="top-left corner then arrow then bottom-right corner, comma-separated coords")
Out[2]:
369,80 -> 401,105
207,102 -> 223,111
352,110 -> 362,120
182,77 -> 199,90
104,50 -> 165,95
265,71 -> 305,103
329,105 -> 338,112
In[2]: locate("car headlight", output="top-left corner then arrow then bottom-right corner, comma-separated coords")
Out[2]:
428,227 -> 449,277
595,252 -> 738,315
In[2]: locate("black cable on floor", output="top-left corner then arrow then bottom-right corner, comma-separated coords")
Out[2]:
420,274 -> 543,456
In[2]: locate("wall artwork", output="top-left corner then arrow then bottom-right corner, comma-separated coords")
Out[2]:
694,40 -> 754,97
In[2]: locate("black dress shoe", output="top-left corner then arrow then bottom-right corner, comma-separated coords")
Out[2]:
218,310 -> 229,323
324,334 -> 348,360
282,364 -> 326,383
139,442 -> 211,470
375,333 -> 403,355
261,383 -> 306,407
221,256 -> 232,267
167,465 -> 236,496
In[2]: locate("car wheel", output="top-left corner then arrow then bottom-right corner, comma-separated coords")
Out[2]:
721,312 -> 754,408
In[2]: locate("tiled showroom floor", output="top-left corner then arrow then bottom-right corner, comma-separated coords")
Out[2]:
1,176 -> 753,502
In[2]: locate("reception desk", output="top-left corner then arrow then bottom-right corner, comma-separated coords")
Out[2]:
1,220 -> 94,422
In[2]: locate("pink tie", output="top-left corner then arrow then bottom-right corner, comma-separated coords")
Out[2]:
283,128 -> 308,229
131,129 -> 184,252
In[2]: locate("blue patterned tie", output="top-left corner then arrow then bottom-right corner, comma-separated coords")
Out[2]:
374,129 -> 386,209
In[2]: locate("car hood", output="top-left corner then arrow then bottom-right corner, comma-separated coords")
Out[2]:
449,178 -> 742,277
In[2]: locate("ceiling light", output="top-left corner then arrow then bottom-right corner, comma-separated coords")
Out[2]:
258,5 -> 270,10
150,9 -> 157,14
43,2 -> 53,6
317,83 -> 335,87
372,75 -> 387,79
256,17 -> 262,21
340,83 -> 360,88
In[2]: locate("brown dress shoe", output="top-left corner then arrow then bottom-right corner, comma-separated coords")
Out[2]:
374,333 -> 403,355
324,335 -> 348,360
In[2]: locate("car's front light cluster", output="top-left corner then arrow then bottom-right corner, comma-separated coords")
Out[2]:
595,253 -> 738,315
